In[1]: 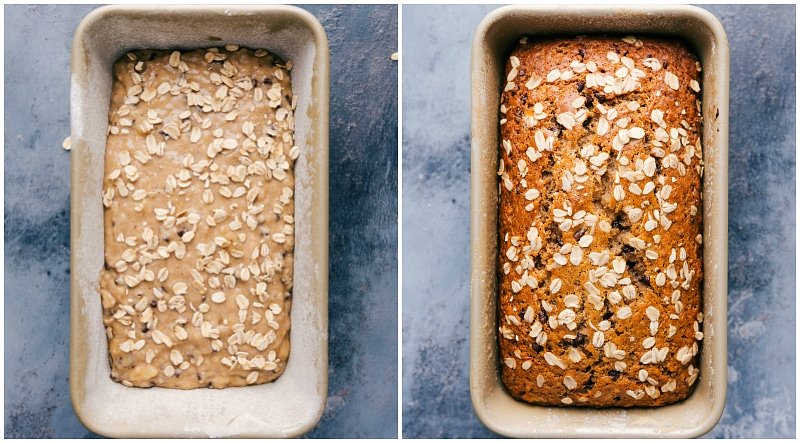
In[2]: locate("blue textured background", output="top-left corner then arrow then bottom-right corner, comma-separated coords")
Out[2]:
402,4 -> 796,438
4,4 -> 398,438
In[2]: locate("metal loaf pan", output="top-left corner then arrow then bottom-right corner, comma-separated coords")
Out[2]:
470,5 -> 728,438
70,5 -> 329,438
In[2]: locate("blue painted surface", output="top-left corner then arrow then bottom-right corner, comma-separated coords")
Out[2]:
402,4 -> 795,438
4,4 -> 398,438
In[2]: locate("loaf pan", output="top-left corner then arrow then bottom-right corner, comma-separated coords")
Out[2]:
70,5 -> 329,438
470,5 -> 728,438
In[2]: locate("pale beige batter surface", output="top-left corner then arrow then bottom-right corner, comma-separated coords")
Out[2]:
99,46 -> 295,389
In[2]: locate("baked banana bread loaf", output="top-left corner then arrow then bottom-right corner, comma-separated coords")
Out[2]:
497,35 -> 704,407
99,46 -> 296,389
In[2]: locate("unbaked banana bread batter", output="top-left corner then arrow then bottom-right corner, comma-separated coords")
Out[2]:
99,46 -> 295,389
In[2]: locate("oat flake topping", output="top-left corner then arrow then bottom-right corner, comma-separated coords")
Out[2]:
99,46 -> 296,389
497,35 -> 704,407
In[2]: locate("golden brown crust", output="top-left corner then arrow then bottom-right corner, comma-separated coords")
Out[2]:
100,47 -> 296,389
497,35 -> 704,407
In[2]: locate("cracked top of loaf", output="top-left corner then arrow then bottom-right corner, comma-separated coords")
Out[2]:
497,35 -> 704,407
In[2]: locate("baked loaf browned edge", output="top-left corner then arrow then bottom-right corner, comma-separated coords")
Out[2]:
497,35 -> 704,407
